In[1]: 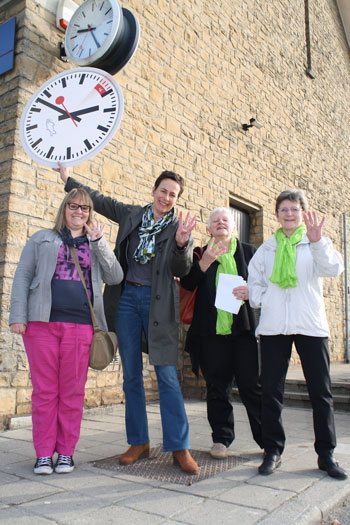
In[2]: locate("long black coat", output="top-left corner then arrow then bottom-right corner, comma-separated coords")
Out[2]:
180,239 -> 258,374
65,177 -> 193,366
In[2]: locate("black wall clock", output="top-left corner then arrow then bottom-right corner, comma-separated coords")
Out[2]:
64,0 -> 140,74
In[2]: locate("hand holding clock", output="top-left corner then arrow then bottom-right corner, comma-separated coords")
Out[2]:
54,162 -> 69,183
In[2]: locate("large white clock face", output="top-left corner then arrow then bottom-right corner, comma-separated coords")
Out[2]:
64,0 -> 122,66
20,67 -> 124,167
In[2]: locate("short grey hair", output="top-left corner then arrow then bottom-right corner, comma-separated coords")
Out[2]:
207,207 -> 236,229
275,189 -> 308,214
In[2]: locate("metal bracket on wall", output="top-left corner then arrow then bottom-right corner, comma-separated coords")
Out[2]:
59,42 -> 68,63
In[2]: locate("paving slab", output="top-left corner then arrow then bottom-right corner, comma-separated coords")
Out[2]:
174,498 -> 267,524
0,373 -> 350,525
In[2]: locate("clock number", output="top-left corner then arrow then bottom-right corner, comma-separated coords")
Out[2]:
84,139 -> 93,150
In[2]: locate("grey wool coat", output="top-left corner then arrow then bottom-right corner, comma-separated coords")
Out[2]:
65,177 -> 193,366
9,229 -> 124,331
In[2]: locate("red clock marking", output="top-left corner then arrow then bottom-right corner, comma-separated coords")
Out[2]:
95,83 -> 107,95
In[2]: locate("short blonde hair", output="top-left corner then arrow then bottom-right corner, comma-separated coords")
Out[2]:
54,189 -> 94,233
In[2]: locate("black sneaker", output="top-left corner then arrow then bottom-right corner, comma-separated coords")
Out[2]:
55,454 -> 75,474
34,456 -> 53,475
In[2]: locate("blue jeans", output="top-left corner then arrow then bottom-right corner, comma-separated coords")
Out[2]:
115,283 -> 189,451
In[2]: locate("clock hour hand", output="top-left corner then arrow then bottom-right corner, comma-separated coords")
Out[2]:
58,105 -> 100,121
77,26 -> 96,33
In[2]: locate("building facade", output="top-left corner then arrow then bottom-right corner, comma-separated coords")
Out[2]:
0,0 -> 349,427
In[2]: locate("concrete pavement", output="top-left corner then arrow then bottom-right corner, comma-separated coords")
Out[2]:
1,368 -> 350,524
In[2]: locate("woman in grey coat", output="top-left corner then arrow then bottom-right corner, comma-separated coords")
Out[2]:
9,188 -> 123,476
58,165 -> 199,474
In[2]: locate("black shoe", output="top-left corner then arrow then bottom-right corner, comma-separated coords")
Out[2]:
258,452 -> 281,475
318,455 -> 347,480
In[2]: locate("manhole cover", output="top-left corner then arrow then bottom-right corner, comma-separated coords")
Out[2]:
92,445 -> 248,485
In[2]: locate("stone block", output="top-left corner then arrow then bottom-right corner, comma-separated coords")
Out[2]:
85,389 -> 102,408
16,388 -> 32,404
0,388 -> 16,415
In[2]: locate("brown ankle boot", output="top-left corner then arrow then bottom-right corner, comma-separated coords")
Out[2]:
119,444 -> 150,465
173,449 -> 199,475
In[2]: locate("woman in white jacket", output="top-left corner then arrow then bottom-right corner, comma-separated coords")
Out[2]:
248,189 -> 347,480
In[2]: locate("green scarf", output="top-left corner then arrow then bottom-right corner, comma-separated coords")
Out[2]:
270,224 -> 306,288
215,237 -> 238,335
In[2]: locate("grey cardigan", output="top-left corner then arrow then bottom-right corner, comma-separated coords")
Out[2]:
65,177 -> 193,366
9,229 -> 123,331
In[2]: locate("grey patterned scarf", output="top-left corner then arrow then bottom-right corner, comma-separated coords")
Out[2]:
133,204 -> 174,264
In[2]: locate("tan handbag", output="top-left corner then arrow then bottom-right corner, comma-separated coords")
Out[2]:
70,247 -> 117,371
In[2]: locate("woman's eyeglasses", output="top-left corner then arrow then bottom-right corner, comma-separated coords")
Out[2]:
278,207 -> 301,214
66,203 -> 91,212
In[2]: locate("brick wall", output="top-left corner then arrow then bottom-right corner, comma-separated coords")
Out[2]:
0,0 -> 349,426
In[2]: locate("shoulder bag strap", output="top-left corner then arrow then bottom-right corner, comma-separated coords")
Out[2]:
69,246 -> 99,330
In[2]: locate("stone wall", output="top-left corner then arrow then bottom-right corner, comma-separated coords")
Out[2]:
0,0 -> 349,426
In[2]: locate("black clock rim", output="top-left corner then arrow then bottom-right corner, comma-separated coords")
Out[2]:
92,8 -> 140,75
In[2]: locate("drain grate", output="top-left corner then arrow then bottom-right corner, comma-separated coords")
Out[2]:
92,445 -> 248,485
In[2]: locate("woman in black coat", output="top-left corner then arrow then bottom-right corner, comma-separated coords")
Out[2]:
181,207 -> 262,459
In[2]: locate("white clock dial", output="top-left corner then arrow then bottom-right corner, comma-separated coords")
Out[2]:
20,67 -> 124,167
65,0 -> 122,66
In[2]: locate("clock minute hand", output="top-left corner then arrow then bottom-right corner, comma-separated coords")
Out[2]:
58,105 -> 100,121
90,29 -> 101,48
36,98 -> 82,122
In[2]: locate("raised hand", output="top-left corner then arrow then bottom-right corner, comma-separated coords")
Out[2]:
303,211 -> 325,243
53,162 -> 70,183
199,237 -> 228,271
175,211 -> 196,248
85,220 -> 104,241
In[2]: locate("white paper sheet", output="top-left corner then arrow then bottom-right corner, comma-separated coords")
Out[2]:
214,274 -> 246,314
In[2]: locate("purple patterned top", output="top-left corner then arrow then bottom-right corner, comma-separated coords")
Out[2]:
49,241 -> 93,324
53,242 -> 92,297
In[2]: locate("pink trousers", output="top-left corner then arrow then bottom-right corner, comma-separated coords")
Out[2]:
23,321 -> 93,457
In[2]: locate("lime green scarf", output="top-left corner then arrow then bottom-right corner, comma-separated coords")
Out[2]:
270,224 -> 306,288
215,237 -> 238,335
